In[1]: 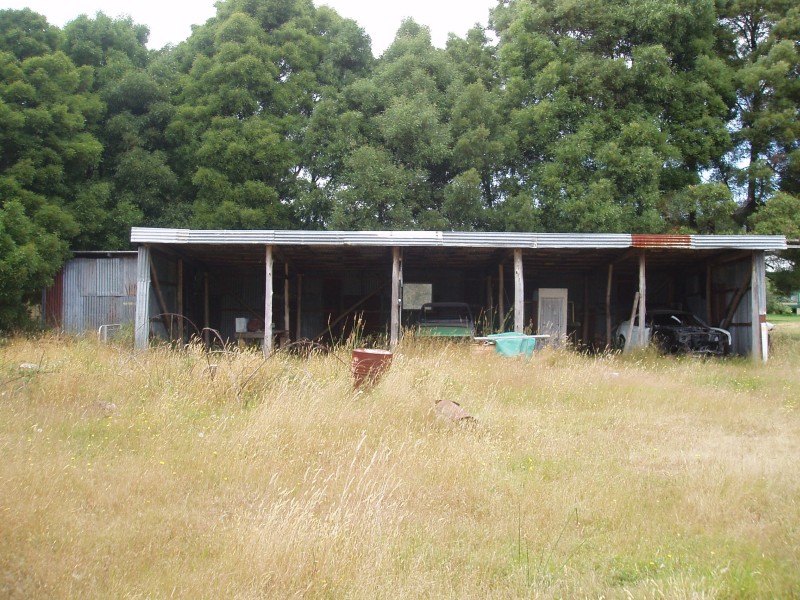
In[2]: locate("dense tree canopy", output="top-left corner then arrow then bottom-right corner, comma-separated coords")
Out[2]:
0,0 -> 798,327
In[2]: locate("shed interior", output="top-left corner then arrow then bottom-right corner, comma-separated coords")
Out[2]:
145,242 -> 756,353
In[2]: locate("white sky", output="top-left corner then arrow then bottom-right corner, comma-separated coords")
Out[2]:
0,0 -> 497,55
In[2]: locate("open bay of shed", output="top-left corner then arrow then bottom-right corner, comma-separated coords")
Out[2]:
131,229 -> 784,362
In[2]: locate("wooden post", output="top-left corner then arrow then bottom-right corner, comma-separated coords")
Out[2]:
498,263 -> 505,331
134,245 -> 151,351
751,251 -> 767,362
390,247 -> 402,348
296,274 -> 303,340
721,271 -> 751,330
264,245 -> 274,357
177,258 -> 184,343
605,263 -> 613,348
514,249 -> 524,333
149,259 -> 171,336
582,275 -> 590,346
706,264 -> 713,325
624,292 -> 640,353
638,251 -> 646,347
203,271 -> 210,347
284,262 -> 290,344
486,275 -> 493,331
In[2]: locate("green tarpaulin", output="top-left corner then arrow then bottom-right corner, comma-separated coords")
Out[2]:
486,333 -> 537,357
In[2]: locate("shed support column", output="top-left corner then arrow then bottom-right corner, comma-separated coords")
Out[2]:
498,264 -> 505,331
203,272 -> 210,346
134,245 -> 151,351
390,247 -> 402,349
514,249 -> 524,333
751,251 -> 767,363
264,245 -> 274,357
638,251 -> 646,347
284,263 -> 290,344
605,263 -> 613,347
177,259 -> 184,344
296,274 -> 303,340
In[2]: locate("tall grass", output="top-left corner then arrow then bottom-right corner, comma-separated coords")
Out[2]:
1,327 -> 799,598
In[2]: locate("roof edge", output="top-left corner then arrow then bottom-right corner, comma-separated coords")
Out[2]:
129,228 -> 787,251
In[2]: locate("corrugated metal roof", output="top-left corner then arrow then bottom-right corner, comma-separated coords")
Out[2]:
130,228 -> 786,251
633,234 -> 692,248
691,235 -> 786,250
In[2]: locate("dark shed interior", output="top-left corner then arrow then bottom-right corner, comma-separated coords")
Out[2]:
141,232 -> 767,356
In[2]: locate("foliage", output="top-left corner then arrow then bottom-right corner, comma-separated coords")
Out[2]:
0,0 -> 798,325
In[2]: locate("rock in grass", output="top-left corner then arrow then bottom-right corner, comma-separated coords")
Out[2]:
435,399 -> 475,424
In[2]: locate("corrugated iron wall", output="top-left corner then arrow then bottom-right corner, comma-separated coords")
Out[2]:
57,256 -> 138,334
713,258 -> 753,356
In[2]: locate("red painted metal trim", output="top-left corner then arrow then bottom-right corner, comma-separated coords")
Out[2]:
631,234 -> 692,248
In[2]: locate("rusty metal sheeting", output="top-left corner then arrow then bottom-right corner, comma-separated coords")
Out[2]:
632,234 -> 692,248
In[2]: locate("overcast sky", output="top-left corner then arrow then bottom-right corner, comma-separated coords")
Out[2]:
1,0 -> 497,55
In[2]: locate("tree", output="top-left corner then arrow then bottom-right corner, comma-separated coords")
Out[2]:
716,0 -> 800,219
63,13 -> 184,242
0,11 -> 102,327
491,0 -> 735,232
164,0 -> 372,230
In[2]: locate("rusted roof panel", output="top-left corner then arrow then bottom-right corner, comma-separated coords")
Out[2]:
632,234 -> 692,248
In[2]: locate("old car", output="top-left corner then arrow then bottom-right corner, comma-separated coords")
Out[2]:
417,302 -> 475,338
614,309 -> 731,355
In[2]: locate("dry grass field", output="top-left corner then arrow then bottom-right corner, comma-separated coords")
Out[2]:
2,322 -> 799,599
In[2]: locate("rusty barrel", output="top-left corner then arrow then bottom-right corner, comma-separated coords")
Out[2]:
351,348 -> 393,388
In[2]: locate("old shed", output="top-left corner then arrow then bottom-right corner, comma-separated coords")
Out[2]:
43,251 -> 138,335
130,228 -> 786,361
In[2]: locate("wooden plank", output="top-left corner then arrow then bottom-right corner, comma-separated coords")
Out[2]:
390,247 -> 401,348
296,274 -> 303,340
605,263 -> 613,347
177,258 -> 184,343
514,249 -> 524,333
134,245 -> 151,351
751,251 -> 767,363
705,264 -> 712,325
264,245 -> 273,357
148,259 -> 172,336
720,271 -> 751,330
638,251 -> 646,347
623,292 -> 640,354
582,275 -> 589,345
498,263 -> 505,331
284,262 -> 290,345
203,271 -> 210,347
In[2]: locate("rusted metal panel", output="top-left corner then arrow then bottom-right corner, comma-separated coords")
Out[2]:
44,269 -> 64,328
632,234 -> 692,248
